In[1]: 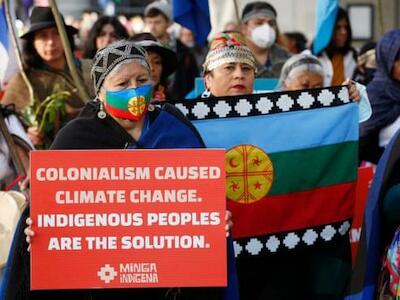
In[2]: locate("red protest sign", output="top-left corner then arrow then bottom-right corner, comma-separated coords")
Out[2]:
30,149 -> 226,290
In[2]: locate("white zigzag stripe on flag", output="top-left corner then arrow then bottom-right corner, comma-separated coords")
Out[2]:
174,86 -> 350,121
233,220 -> 351,258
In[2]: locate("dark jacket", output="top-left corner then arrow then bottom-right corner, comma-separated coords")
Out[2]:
255,44 -> 291,79
360,30 -> 400,163
168,40 -> 199,102
347,130 -> 400,300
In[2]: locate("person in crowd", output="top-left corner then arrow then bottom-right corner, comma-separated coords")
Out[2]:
279,53 -> 367,121
178,26 -> 207,71
78,9 -> 99,46
144,0 -> 199,100
2,40 -> 233,300
348,128 -> 400,300
1,6 -> 93,148
129,32 -> 177,102
223,22 -> 239,32
201,31 -> 259,300
283,31 -> 308,54
203,31 -> 256,98
0,106 -> 32,191
0,106 -> 32,286
352,41 -> 377,86
279,53 -> 325,90
360,30 -> 400,164
179,26 -> 195,49
240,1 -> 291,79
82,16 -> 128,59
313,7 -> 357,86
202,35 -> 361,298
277,53 -> 362,300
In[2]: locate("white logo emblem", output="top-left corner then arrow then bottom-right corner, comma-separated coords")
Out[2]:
97,264 -> 117,283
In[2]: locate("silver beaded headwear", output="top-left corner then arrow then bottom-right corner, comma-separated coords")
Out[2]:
91,40 -> 151,94
279,53 -> 324,86
203,32 -> 257,73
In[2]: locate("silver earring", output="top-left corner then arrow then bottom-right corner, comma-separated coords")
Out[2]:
97,101 -> 107,119
148,103 -> 155,111
201,89 -> 211,98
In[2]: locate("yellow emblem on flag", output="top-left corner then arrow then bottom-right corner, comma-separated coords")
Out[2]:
226,144 -> 273,203
128,96 -> 146,116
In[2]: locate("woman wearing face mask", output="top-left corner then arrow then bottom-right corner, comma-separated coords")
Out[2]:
240,1 -> 291,79
2,40 -> 234,300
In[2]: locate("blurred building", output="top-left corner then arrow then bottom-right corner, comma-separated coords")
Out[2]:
56,0 -> 154,18
209,0 -> 400,49
25,0 -> 399,48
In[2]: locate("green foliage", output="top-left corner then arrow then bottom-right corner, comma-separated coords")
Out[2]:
23,87 -> 70,149
35,90 -> 70,134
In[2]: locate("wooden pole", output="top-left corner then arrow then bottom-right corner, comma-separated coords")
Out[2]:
49,0 -> 90,102
233,0 -> 240,24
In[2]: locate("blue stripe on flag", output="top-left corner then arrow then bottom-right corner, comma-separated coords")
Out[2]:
312,0 -> 339,55
193,103 -> 358,153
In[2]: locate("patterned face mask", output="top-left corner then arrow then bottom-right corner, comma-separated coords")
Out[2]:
105,84 -> 152,121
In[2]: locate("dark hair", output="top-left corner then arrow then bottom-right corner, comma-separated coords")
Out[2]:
129,32 -> 173,84
326,7 -> 353,56
82,16 -> 128,59
359,41 -> 376,56
22,27 -> 75,70
241,1 -> 277,20
285,31 -> 308,53
129,32 -> 157,43
145,8 -> 169,22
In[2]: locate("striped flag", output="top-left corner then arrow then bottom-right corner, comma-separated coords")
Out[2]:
312,0 -> 339,55
174,86 -> 358,254
172,0 -> 211,47
0,0 -> 18,89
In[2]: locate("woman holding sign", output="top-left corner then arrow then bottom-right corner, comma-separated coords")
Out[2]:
4,40 -> 233,300
200,33 -> 363,300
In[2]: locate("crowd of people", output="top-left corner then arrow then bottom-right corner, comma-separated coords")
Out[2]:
1,0 -> 400,299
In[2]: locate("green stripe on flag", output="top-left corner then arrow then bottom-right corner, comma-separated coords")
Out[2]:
106,94 -> 127,110
268,141 -> 357,195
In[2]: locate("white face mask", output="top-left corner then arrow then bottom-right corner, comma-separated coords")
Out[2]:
251,23 -> 276,49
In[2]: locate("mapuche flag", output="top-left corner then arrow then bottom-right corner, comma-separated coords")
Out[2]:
174,86 -> 358,255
